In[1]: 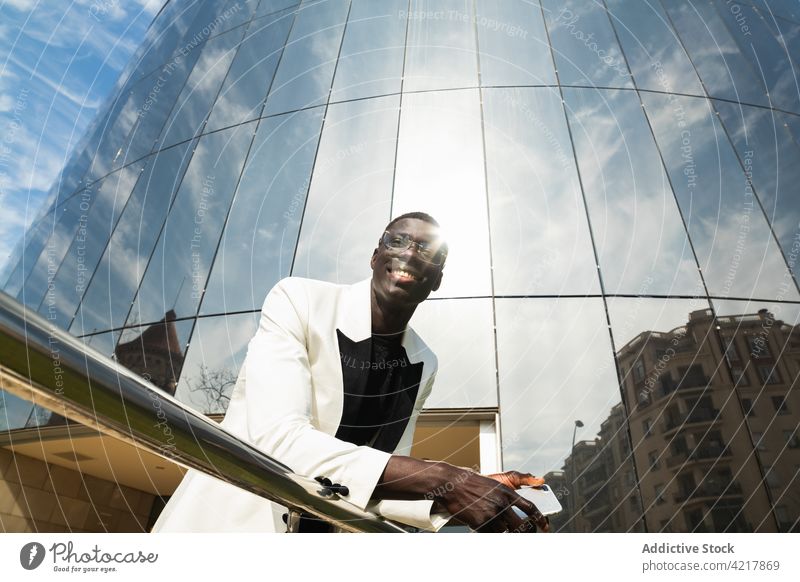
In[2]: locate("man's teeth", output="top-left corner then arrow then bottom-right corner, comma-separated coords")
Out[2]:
395,269 -> 418,280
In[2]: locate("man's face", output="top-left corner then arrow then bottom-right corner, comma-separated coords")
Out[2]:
370,218 -> 446,306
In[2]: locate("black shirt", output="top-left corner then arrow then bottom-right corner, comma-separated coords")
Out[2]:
295,330 -> 424,532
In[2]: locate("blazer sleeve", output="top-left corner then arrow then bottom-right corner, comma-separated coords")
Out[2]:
234,277 -> 392,513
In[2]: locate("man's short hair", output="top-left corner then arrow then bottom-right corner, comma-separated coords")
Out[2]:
384,211 -> 440,232
382,211 -> 447,267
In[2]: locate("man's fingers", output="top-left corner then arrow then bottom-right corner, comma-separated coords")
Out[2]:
512,494 -> 548,531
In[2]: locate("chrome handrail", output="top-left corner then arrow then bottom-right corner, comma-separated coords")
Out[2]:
0,291 -> 407,533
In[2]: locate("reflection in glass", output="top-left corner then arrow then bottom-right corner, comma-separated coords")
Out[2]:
564,88 -> 701,295
495,298 -> 638,532
127,124 -> 253,327
542,0 -> 633,89
715,1 -> 800,114
403,0 -> 478,92
715,100 -> 800,289
482,87 -> 597,295
393,89 -> 491,298
411,298 -> 496,408
330,0 -> 406,102
663,0 -> 768,106
710,299 -> 800,532
157,27 -> 246,149
605,0 -> 704,96
476,0 -> 555,87
174,312 -> 259,414
37,163 -> 145,329
643,92 -> 799,301
205,8 -> 294,131
293,95 -> 400,283
263,0 -> 349,115
115,311 -> 193,396
70,142 -> 195,337
17,194 -> 92,309
3,203 -> 72,297
201,107 -> 325,315
609,297 -> 776,532
130,1 -> 205,80
256,0 -> 300,18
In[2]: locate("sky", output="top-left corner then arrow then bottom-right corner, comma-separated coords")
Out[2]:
0,0 -> 166,275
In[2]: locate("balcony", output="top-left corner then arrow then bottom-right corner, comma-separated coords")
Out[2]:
664,408 -> 721,433
666,444 -> 731,468
674,481 -> 743,503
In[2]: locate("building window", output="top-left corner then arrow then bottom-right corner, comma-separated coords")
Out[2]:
784,429 -> 799,449
765,465 -> 781,488
633,359 -> 645,383
753,431 -> 766,451
742,397 -> 755,417
723,336 -> 739,362
731,366 -> 749,386
654,484 -> 666,504
629,495 -> 639,510
643,418 -> 653,437
758,366 -> 781,385
772,395 -> 790,415
648,451 -> 660,470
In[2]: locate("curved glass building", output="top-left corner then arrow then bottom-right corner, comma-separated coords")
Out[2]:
2,0 -> 800,533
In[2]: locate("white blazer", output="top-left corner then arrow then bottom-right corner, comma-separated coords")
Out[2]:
152,276 -> 450,532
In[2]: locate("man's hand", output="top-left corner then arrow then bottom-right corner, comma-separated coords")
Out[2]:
431,466 -> 549,533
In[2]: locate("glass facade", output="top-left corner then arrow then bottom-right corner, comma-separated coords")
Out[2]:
2,0 -> 799,533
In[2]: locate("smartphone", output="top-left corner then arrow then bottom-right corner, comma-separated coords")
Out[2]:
512,484 -> 563,517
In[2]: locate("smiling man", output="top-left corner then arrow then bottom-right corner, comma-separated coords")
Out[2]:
152,211 -> 548,533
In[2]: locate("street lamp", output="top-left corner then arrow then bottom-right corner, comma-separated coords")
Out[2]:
568,420 -> 584,530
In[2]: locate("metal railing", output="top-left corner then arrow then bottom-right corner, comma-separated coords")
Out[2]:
0,291 -> 406,533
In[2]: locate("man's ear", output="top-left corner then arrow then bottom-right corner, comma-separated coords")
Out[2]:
432,268 -> 443,291
370,248 -> 378,270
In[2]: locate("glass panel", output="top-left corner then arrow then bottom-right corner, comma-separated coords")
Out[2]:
643,92 -> 799,301
181,0 -> 247,42
752,0 -> 800,22
201,107 -> 325,315
716,1 -> 800,114
496,297 -> 638,532
293,95 -> 400,283
564,87 -> 702,295
2,203 -> 68,297
609,296 -> 778,532
37,163 -> 145,329
711,299 -> 800,531
411,298 -> 496,408
393,89 -> 491,298
205,8 -> 294,131
541,0 -> 634,89
476,0 -> 556,86
256,0 -> 301,18
157,27 -> 247,149
757,7 -> 800,105
263,0 -> 350,115
127,124 -> 253,327
605,0 -> 704,96
0,391 -> 36,432
217,0 -> 260,31
17,194 -> 91,309
330,0 -> 406,102
663,0 -> 768,106
135,44 -> 206,158
70,142 -> 195,337
115,315 -> 194,397
174,312 -> 260,413
403,0 -> 479,92
482,87 -> 598,295
131,1 -> 205,80
716,100 -> 800,290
